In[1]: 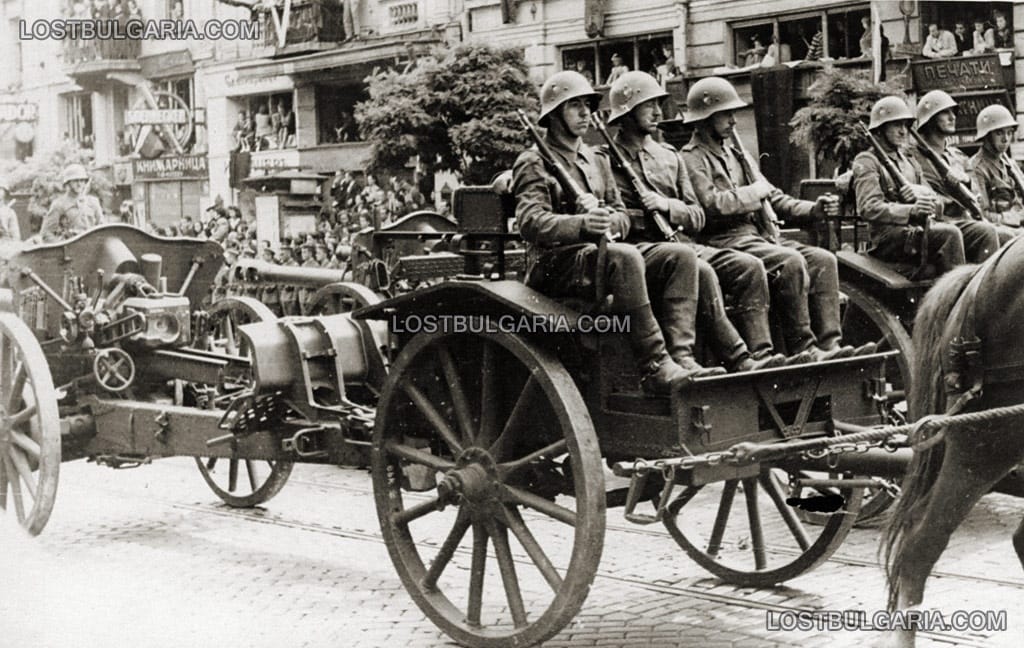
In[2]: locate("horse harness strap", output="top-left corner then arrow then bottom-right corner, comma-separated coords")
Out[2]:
945,236 -> 1024,404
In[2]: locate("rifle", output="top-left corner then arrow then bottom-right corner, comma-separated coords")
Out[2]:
1001,153 -> 1024,202
858,123 -> 930,275
591,116 -> 686,243
728,129 -> 781,243
908,129 -> 982,220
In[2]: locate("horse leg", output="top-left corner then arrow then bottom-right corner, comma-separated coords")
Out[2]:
888,437 -> 1008,648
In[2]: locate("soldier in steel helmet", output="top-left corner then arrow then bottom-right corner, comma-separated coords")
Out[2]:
512,70 -> 724,395
852,96 -> 966,274
605,70 -> 798,372
912,90 -> 1009,258
40,164 -> 105,242
970,104 -> 1024,229
0,178 -> 20,242
682,77 -> 871,361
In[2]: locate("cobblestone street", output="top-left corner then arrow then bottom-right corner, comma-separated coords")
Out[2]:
3,458 -> 1021,648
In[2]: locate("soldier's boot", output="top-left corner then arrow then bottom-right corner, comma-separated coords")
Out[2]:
732,308 -> 805,366
706,310 -> 785,372
808,291 -> 860,360
661,298 -> 727,379
629,306 -> 697,396
732,349 -> 788,372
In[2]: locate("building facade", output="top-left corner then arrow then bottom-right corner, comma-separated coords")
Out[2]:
1,0 -> 1023,227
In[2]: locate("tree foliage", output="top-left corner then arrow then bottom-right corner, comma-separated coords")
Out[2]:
356,44 -> 538,184
0,142 -> 113,224
789,69 -> 905,173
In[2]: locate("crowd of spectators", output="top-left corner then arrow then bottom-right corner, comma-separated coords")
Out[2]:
232,102 -> 297,152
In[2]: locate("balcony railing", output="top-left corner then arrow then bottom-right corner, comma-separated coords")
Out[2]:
63,38 -> 141,65
262,0 -> 345,49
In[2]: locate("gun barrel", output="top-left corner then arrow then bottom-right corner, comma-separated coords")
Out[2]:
232,259 -> 347,288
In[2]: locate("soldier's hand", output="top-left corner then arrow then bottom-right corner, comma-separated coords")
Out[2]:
673,207 -> 705,233
576,193 -> 601,212
750,179 -> 775,200
639,190 -> 670,214
582,208 -> 612,237
911,194 -> 936,220
898,184 -> 918,203
814,193 -> 840,218
944,168 -> 970,186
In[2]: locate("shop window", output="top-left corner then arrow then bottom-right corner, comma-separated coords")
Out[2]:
559,33 -> 673,87
733,23 -> 775,67
827,7 -> 870,59
63,93 -> 93,150
315,83 -> 366,144
778,15 -> 821,62
920,2 -> 1013,51
239,92 -> 296,151
729,5 -> 872,67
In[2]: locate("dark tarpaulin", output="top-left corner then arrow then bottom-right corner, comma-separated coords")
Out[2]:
750,66 -> 795,194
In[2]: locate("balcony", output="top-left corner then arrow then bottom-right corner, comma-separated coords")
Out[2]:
261,0 -> 345,57
379,0 -> 422,35
63,39 -> 141,84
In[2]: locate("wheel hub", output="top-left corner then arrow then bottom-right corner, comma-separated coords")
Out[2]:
437,447 -> 499,506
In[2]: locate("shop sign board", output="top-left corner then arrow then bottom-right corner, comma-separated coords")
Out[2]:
132,155 -> 209,180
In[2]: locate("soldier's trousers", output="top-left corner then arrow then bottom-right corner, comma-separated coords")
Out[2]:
951,218 -> 1002,262
870,222 -> 966,275
705,231 -> 841,354
692,244 -> 771,356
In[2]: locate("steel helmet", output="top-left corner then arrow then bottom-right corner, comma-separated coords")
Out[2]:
61,164 -> 89,185
868,96 -> 914,131
608,71 -> 669,124
916,90 -> 958,129
975,104 -> 1017,141
683,77 -> 747,124
538,71 -> 602,125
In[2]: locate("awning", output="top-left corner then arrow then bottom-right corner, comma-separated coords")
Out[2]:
138,50 -> 194,79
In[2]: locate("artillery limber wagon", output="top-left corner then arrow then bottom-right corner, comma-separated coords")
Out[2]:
0,204 -> 908,647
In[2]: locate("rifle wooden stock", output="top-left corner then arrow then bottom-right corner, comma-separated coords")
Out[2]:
516,109 -> 587,205
909,129 -> 982,220
729,130 -> 781,242
858,123 -> 911,191
591,117 -> 684,243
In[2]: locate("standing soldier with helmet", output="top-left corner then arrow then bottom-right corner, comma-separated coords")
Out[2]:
40,164 -> 105,242
851,96 -> 966,274
512,70 -> 724,394
681,77 -> 871,361
911,90 -> 1008,258
970,104 -> 1024,229
603,70 -> 794,372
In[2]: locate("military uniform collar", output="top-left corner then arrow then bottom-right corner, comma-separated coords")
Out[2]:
686,129 -> 728,157
545,135 -> 585,164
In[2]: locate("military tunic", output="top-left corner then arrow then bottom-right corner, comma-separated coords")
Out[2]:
851,148 -> 966,274
911,141 -> 1007,259
609,135 -> 773,359
40,193 -> 104,242
970,148 -> 1024,229
682,130 -> 841,354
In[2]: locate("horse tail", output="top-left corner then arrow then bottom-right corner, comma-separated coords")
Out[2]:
882,263 -> 978,610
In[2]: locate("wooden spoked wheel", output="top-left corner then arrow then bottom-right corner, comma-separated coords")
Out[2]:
839,283 -> 913,522
0,313 -> 60,536
372,330 -> 605,648
661,467 -> 863,587
193,297 -> 293,507
307,281 -> 383,316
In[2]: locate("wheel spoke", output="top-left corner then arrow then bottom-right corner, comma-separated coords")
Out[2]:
421,511 -> 472,592
245,460 -> 258,492
224,316 -> 238,356
499,439 -> 567,477
669,485 -> 704,513
478,341 -> 498,448
228,458 -> 239,492
0,452 -> 8,509
9,404 -> 37,428
205,457 -> 217,471
390,496 -> 443,528
384,441 -> 455,472
466,521 -> 488,627
10,430 -> 40,460
707,480 -> 738,556
436,346 -> 475,446
487,520 -> 528,628
742,478 -> 767,570
500,505 -> 562,592
400,379 -> 463,455
760,471 -> 811,551
488,376 -> 540,460
0,336 -> 12,397
4,454 -> 25,523
8,448 -> 36,499
503,484 -> 576,527
7,362 -> 25,411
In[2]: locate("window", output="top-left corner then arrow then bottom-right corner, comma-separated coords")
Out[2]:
560,33 -> 674,87
315,83 -> 367,144
920,2 -> 1013,51
242,92 -> 295,151
63,93 -> 94,150
730,4 -> 871,67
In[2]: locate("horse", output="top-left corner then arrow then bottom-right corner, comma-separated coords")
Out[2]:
882,238 -> 1024,647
